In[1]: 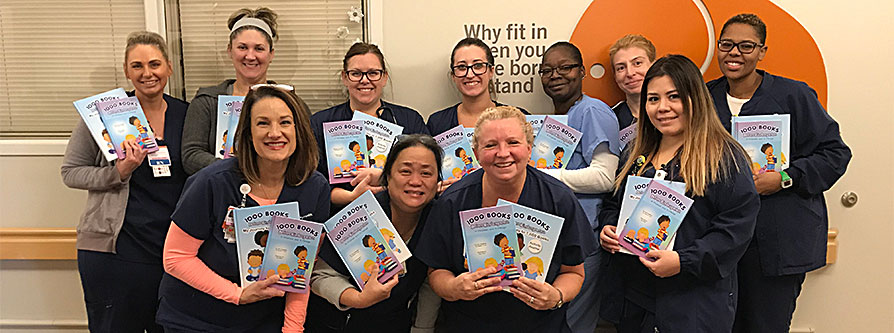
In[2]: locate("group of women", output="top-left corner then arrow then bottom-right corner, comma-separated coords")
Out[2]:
62,7 -> 849,333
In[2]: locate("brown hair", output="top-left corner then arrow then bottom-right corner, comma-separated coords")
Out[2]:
450,37 -> 497,100
343,42 -> 387,72
125,31 -> 170,63
227,7 -> 279,50
609,34 -> 657,64
472,106 -> 533,150
235,86 -> 318,186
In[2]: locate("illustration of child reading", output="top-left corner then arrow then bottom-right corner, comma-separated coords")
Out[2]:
482,257 -> 504,280
359,260 -> 377,283
451,167 -> 463,180
340,160 -> 353,177
760,143 -> 785,172
552,147 -> 565,169
634,228 -> 651,252
101,129 -> 115,155
455,147 -> 475,174
128,116 -> 157,149
648,215 -> 671,251
523,257 -> 544,280
292,246 -> 309,289
380,229 -> 401,254
362,235 -> 397,274
349,141 -> 365,169
494,233 -> 521,280
272,263 -> 293,286
623,229 -> 636,243
220,130 -> 228,156
536,158 -> 548,169
245,249 -> 264,282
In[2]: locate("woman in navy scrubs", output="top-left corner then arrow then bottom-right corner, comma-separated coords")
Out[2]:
310,42 -> 428,213
157,86 -> 329,332
705,14 -> 851,332
61,31 -> 188,333
598,55 -> 760,332
306,134 -> 442,332
416,106 -> 591,332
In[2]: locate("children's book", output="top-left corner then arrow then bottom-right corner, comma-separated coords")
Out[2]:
322,120 -> 368,184
463,126 -> 476,148
95,96 -> 159,158
526,114 -> 569,136
617,180 -> 693,259
616,176 -> 686,255
324,207 -> 403,290
335,190 -> 412,263
619,123 -> 637,151
435,125 -> 479,181
216,96 -> 244,158
731,114 -> 791,174
496,200 -> 563,283
459,205 -> 522,286
72,88 -> 128,161
352,111 -> 403,169
233,202 -> 300,287
530,116 -> 582,170
260,216 -> 324,293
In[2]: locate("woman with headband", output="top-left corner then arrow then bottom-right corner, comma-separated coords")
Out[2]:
181,7 -> 309,175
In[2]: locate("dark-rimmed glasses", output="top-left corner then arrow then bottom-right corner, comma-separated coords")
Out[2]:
717,40 -> 764,54
451,62 -> 491,77
345,69 -> 385,82
538,64 -> 582,77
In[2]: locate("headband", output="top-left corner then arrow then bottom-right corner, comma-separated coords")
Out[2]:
231,17 -> 273,44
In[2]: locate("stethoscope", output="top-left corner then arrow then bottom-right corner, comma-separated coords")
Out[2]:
375,104 -> 398,124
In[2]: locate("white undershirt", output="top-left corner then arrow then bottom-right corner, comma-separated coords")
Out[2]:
726,93 -> 750,116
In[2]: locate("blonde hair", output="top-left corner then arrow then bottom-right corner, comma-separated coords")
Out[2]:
615,55 -> 749,196
125,31 -> 170,63
609,34 -> 657,64
472,106 -> 533,150
524,257 -> 544,274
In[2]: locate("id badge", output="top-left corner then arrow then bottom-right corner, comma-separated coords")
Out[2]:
149,146 -> 172,178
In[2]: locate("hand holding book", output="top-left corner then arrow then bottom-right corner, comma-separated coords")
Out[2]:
238,275 -> 285,305
339,265 -> 399,309
115,139 -> 150,181
509,277 -> 562,311
437,266 -> 503,301
639,250 -> 681,278
599,225 -> 621,254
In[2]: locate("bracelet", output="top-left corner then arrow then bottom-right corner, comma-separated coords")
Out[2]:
550,287 -> 564,310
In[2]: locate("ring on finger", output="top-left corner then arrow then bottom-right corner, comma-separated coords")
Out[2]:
529,296 -> 535,303
473,281 -> 479,289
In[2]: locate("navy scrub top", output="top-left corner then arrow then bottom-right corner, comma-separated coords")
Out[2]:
156,158 -> 330,332
415,166 -> 592,332
426,102 -> 530,136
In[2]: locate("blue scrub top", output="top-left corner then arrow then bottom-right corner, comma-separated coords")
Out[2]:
415,166 -> 592,332
156,158 -> 330,331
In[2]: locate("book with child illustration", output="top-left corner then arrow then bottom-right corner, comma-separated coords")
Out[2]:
324,207 -> 403,290
323,120 -> 368,184
216,95 -> 244,158
619,123 -> 637,151
617,180 -> 693,259
459,205 -> 522,286
260,216 -> 324,293
526,114 -> 568,136
497,200 -> 563,283
352,111 -> 403,170
233,202 -> 300,287
463,126 -> 475,147
95,96 -> 159,159
435,125 -> 480,182
616,176 -> 687,255
731,114 -> 790,174
73,88 -> 128,161
529,116 -> 581,170
336,190 -> 412,263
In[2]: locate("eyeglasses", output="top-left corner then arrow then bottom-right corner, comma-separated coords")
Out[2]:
717,40 -> 764,54
250,83 -> 294,91
538,64 -> 582,77
451,62 -> 491,77
345,69 -> 385,82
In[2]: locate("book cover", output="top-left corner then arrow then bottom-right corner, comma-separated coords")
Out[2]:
731,114 -> 791,174
95,96 -> 159,158
463,126 -> 475,147
260,216 -> 324,293
529,116 -> 582,169
219,96 -> 245,159
619,123 -> 636,151
352,111 -> 404,169
617,180 -> 693,259
616,176 -> 686,255
526,114 -> 568,136
322,120 -> 368,184
233,202 -> 300,287
335,190 -> 412,263
434,125 -> 479,181
324,207 -> 403,290
496,200 -> 563,283
459,205 -> 522,286
72,88 -> 128,161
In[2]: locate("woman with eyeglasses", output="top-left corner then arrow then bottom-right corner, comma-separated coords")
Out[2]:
609,34 -> 657,148
157,86 -> 329,332
310,42 -> 428,214
706,14 -> 850,332
181,7 -> 310,175
598,54 -> 759,332
426,37 -> 529,137
537,41 -> 621,333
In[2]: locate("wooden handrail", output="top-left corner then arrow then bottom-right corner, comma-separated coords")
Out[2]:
0,228 -> 77,260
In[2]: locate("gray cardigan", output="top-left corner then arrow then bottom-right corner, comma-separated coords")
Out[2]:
61,119 -> 130,253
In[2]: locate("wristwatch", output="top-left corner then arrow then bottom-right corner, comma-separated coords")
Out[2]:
780,170 -> 793,189
551,287 -> 564,310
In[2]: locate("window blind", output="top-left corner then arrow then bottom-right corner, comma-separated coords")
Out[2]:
0,0 -> 145,134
